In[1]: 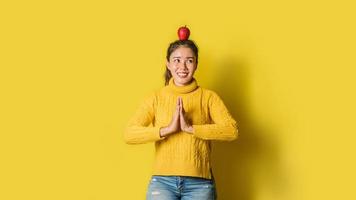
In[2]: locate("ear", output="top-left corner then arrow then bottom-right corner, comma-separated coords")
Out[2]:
166,60 -> 171,71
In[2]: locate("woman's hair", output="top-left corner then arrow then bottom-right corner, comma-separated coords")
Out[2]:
164,39 -> 199,85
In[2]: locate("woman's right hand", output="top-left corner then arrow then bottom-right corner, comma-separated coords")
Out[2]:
159,97 -> 181,138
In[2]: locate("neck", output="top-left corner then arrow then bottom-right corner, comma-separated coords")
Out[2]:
168,77 -> 198,94
173,79 -> 193,86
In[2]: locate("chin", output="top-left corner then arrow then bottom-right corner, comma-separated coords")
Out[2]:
175,77 -> 193,85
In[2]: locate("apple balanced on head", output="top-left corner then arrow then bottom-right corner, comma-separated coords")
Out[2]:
178,25 -> 190,40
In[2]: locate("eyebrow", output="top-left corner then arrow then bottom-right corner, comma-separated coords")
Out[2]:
172,57 -> 195,59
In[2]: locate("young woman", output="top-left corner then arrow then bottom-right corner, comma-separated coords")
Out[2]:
124,35 -> 238,200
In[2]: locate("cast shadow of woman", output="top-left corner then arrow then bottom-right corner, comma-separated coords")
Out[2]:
205,55 -> 288,200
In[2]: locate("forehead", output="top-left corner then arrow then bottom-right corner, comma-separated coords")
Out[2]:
170,47 -> 195,58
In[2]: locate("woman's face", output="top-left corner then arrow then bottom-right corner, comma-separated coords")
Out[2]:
166,46 -> 197,86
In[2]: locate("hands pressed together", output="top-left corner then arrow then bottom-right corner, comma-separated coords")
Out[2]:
159,97 -> 194,138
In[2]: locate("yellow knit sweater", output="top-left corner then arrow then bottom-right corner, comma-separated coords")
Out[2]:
123,77 -> 238,179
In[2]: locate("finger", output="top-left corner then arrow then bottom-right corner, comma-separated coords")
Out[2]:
172,99 -> 179,120
179,101 -> 182,115
180,104 -> 184,118
181,98 -> 183,108
179,98 -> 182,112
179,108 -> 184,121
181,100 -> 185,114
179,98 -> 182,111
180,109 -> 186,127
176,98 -> 180,110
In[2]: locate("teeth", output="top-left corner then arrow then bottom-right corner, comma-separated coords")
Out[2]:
178,73 -> 188,78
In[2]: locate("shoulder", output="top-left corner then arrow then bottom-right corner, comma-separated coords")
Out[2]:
198,87 -> 226,106
141,84 -> 173,102
200,87 -> 222,99
140,89 -> 160,106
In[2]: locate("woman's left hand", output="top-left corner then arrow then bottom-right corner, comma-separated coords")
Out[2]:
178,97 -> 194,134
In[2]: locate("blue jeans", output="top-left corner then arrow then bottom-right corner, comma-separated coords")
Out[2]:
146,175 -> 217,200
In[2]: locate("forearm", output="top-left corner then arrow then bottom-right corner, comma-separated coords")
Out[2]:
159,126 -> 171,138
124,126 -> 165,144
191,124 -> 238,141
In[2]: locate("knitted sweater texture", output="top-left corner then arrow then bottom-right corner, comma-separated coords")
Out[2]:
124,77 -> 238,179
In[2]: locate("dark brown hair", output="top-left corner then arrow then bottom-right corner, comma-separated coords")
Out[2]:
164,40 -> 199,85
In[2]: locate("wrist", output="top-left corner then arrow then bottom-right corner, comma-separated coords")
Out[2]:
184,125 -> 194,134
159,127 -> 167,138
159,126 -> 171,137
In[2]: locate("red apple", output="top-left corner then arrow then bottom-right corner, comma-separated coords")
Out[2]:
177,25 -> 190,40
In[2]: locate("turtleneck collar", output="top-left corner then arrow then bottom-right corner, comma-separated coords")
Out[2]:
168,77 -> 199,94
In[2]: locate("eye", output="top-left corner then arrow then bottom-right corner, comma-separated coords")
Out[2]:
188,59 -> 194,63
174,59 -> 180,63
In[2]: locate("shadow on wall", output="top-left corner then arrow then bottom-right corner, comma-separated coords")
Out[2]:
208,55 -> 288,200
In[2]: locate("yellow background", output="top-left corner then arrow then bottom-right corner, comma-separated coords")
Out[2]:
1,0 -> 355,199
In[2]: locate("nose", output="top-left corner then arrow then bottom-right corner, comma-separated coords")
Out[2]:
184,61 -> 188,68
181,60 -> 188,68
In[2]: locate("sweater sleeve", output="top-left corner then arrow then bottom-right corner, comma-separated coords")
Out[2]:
192,91 -> 238,141
123,92 -> 166,144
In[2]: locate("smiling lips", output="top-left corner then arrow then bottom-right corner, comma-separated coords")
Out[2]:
177,72 -> 189,78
